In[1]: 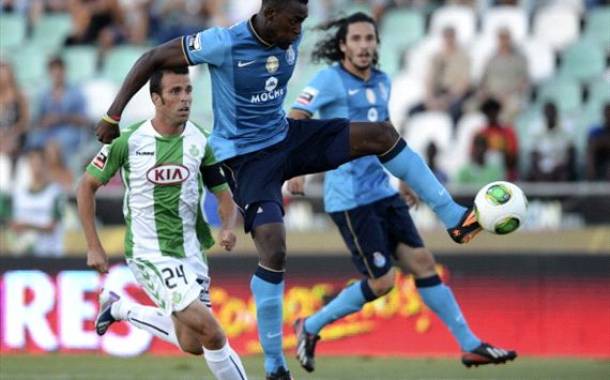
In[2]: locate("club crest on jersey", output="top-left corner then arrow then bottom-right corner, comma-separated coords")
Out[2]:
366,88 -> 376,104
146,164 -> 190,185
285,45 -> 296,65
92,145 -> 110,170
265,76 -> 278,92
296,86 -> 319,105
266,56 -> 279,73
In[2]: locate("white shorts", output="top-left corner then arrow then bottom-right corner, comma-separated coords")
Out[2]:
127,255 -> 211,314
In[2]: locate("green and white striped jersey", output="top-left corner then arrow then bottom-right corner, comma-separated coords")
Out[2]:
87,120 -> 227,261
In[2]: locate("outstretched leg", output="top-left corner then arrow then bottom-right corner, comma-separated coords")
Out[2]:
348,121 -> 480,243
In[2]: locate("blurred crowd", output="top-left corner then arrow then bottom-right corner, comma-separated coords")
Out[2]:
1,0 -> 609,256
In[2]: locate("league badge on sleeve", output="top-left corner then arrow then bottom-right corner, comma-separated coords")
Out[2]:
92,145 -> 110,170
186,33 -> 201,52
297,86 -> 319,105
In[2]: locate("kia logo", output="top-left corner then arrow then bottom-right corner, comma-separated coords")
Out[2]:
146,164 -> 190,185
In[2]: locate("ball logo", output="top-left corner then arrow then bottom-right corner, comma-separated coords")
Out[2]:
266,56 -> 279,73
146,164 -> 190,185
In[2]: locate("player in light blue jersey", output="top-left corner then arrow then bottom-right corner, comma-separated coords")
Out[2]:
287,13 -> 517,372
94,1 -> 484,378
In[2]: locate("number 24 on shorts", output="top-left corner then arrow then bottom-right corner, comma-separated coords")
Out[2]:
162,265 -> 187,289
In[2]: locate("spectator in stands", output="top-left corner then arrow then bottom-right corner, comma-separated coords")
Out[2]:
119,0 -> 153,44
528,102 -> 576,182
45,141 -> 74,191
475,28 -> 529,123
587,103 -> 610,181
151,0 -> 220,43
457,134 -> 506,186
8,148 -> 65,256
409,26 -> 472,126
476,98 -> 519,181
0,61 -> 29,162
65,0 -> 125,65
425,141 -> 449,184
27,56 -> 89,161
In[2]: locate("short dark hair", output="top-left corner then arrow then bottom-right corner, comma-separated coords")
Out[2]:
311,12 -> 379,66
48,56 -> 65,69
262,0 -> 307,7
149,66 -> 189,97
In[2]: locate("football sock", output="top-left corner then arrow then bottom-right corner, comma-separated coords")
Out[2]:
250,266 -> 287,374
112,300 -> 180,348
416,275 -> 481,351
379,139 -> 465,228
305,280 -> 377,335
204,342 -> 248,380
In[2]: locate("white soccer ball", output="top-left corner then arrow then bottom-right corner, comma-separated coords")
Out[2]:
474,181 -> 528,234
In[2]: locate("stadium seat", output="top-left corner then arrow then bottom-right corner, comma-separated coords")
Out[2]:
533,5 -> 580,51
402,112 -> 452,172
380,9 -> 424,53
31,13 -> 73,53
10,46 -> 48,87
520,38 -> 555,83
468,36 -> 495,82
584,6 -> 610,46
0,13 -> 26,51
537,79 -> 582,113
450,112 -> 487,175
62,46 -> 98,83
588,78 -> 610,107
429,5 -> 476,45
81,79 -> 118,120
101,45 -> 149,84
558,39 -> 606,82
482,6 -> 528,45
387,72 -> 424,127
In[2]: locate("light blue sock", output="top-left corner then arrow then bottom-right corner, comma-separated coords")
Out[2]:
305,280 -> 377,335
416,275 -> 481,351
380,140 -> 465,228
251,267 -> 287,374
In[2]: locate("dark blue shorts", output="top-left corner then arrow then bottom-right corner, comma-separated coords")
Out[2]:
329,194 -> 425,279
222,118 -> 351,232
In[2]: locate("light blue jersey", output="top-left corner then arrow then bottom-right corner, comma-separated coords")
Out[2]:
292,64 -> 396,212
182,19 -> 301,161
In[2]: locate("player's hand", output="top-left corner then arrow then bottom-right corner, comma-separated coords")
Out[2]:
287,176 -> 305,196
95,119 -> 120,144
218,229 -> 236,251
87,246 -> 109,274
400,182 -> 420,209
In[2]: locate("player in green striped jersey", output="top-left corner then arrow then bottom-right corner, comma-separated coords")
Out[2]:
77,66 -> 248,380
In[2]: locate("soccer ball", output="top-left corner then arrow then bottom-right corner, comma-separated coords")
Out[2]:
474,181 -> 528,235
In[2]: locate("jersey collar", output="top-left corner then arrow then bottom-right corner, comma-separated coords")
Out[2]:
248,16 -> 274,48
338,63 -> 375,84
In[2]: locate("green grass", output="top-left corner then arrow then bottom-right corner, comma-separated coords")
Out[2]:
0,355 -> 608,380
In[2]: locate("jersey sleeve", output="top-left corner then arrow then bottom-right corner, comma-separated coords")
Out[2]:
182,27 -> 230,67
291,68 -> 342,115
86,138 -> 128,184
201,144 -> 229,193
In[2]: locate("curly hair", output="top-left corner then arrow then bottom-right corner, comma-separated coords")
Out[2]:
311,12 -> 379,66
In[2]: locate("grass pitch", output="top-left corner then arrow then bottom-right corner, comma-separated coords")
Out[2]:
0,355 -> 608,380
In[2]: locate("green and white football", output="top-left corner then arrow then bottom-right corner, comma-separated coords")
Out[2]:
474,181 -> 528,235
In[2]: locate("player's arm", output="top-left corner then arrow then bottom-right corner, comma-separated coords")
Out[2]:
96,38 -> 189,143
201,148 -> 237,251
76,173 -> 108,273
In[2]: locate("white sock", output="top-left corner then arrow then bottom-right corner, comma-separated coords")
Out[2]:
204,343 -> 248,380
112,300 -> 180,348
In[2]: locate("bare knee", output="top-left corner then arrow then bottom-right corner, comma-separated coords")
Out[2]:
180,341 -> 204,355
350,121 -> 400,157
397,247 -> 437,278
201,325 -> 226,350
368,269 -> 396,297
253,224 -> 287,270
